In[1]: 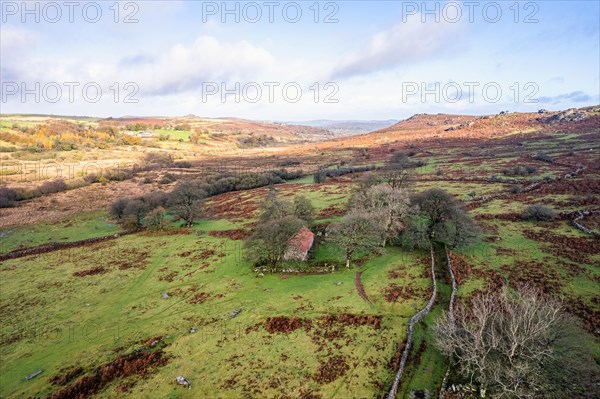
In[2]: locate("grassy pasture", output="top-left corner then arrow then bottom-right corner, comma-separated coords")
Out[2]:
0,181 -> 431,399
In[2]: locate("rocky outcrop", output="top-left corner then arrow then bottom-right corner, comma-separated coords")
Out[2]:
536,108 -> 590,123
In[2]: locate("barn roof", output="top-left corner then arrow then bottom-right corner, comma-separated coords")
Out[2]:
288,226 -> 314,254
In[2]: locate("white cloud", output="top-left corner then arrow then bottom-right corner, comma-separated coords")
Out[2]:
95,35 -> 275,95
0,26 -> 36,51
2,34 -> 275,96
332,15 -> 462,79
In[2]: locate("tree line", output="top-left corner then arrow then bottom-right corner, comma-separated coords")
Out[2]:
107,168 -> 302,229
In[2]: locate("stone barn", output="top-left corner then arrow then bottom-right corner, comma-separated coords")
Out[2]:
284,226 -> 314,261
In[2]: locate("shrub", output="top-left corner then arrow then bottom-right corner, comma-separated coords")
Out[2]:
144,152 -> 174,168
83,173 -> 99,184
0,187 -> 18,208
121,135 -> 141,146
534,152 -> 554,163
522,204 -> 556,221
159,173 -> 176,184
105,168 -> 134,181
109,198 -> 130,221
173,161 -> 192,168
278,159 -> 301,167
39,179 -> 68,195
514,165 -> 527,176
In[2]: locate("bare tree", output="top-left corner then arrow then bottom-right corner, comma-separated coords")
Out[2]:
351,184 -> 415,246
381,151 -> 415,189
146,207 -> 167,231
434,286 -> 598,398
327,212 -> 383,268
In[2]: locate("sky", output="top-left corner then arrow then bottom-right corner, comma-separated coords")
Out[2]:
1,0 -> 599,120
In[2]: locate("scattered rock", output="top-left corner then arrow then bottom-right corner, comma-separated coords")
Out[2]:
26,370 -> 43,380
176,375 -> 191,389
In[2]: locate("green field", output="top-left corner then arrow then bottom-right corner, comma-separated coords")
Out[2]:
0,180 -> 431,398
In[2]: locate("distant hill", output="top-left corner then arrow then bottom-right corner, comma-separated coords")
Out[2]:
99,116 -> 335,144
289,120 -> 398,135
302,106 -> 600,151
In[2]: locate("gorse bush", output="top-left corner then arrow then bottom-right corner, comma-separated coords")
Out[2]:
534,152 -> 554,163
523,204 -> 556,221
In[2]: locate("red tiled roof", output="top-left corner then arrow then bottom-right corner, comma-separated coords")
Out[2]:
288,226 -> 314,254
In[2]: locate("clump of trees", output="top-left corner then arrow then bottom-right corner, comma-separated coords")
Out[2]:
109,191 -> 169,229
324,175 -> 478,268
107,168 -> 305,229
245,188 -> 315,268
326,180 -> 415,268
257,188 -> 315,226
522,203 -> 556,221
109,180 -> 205,229
435,286 -> 599,398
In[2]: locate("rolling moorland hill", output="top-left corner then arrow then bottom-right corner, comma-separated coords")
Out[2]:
0,105 -> 598,398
